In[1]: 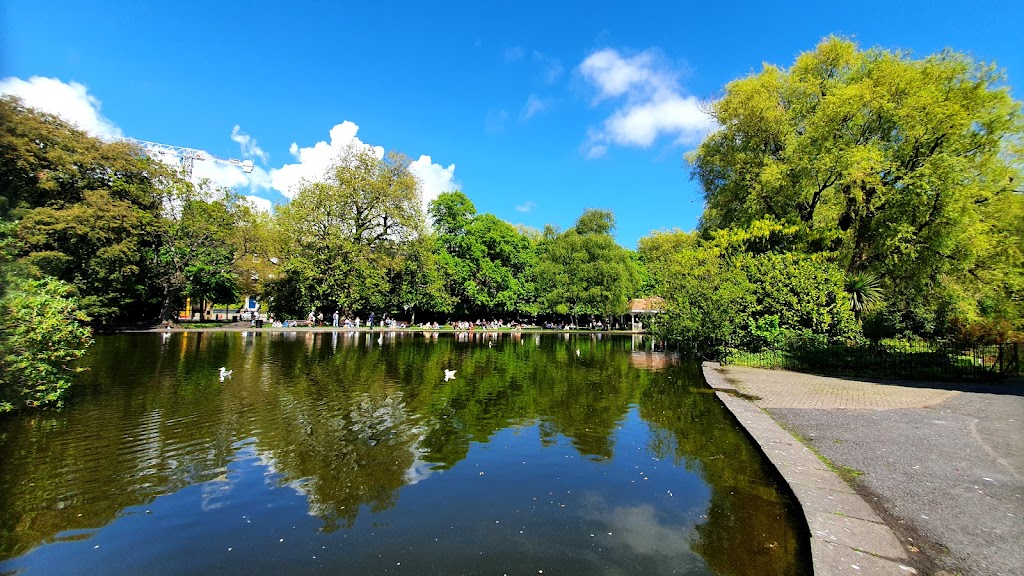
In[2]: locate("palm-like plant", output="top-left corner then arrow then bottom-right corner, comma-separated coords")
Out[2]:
844,271 -> 882,323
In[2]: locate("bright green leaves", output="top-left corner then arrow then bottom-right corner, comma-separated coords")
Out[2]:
0,257 -> 92,412
268,146 -> 426,317
535,210 -> 638,324
639,222 -> 857,355
689,36 -> 1024,336
428,192 -> 537,317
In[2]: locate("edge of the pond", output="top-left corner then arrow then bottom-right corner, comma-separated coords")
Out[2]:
702,361 -> 917,576
119,324 -> 648,335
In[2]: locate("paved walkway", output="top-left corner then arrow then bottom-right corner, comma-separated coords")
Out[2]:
710,364 -> 1024,576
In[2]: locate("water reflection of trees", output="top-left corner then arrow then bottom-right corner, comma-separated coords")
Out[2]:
0,333 -> 808,574
638,366 -> 811,575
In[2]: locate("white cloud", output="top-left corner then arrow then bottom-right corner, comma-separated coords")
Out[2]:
268,122 -> 458,212
585,144 -> 608,159
605,94 -> 709,147
268,121 -> 385,199
244,195 -> 273,213
0,76 -> 457,214
580,49 -> 661,100
520,94 -> 553,121
515,201 -> 535,213
231,125 -> 269,163
578,48 -> 715,157
0,75 -> 123,140
409,155 -> 457,212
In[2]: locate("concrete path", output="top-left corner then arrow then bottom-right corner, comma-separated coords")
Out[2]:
709,364 -> 1024,576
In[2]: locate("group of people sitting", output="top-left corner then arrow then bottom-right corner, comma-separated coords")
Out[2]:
256,313 -> 614,331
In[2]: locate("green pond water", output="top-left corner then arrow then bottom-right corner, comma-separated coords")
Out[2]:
0,332 -> 810,575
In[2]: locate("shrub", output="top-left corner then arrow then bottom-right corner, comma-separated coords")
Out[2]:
0,275 -> 93,412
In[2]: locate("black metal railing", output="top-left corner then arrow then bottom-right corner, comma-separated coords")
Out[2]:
723,341 -> 1021,382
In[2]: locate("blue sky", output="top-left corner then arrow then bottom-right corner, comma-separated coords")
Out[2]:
3,0 -> 1022,248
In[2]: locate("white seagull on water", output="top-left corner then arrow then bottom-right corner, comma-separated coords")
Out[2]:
219,367 -> 233,382
444,369 -> 457,382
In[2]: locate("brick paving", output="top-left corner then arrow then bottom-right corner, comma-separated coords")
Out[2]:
717,365 -> 959,410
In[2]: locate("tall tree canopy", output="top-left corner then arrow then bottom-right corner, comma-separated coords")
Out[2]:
269,145 -> 425,317
428,191 -> 538,318
0,96 -> 166,219
535,210 -> 639,325
1,96 -> 180,324
689,37 -> 1024,332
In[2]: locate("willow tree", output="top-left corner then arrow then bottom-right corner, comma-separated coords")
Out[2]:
690,37 -> 1024,331
271,145 -> 424,317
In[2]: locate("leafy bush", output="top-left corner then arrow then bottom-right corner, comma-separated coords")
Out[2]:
948,317 -> 1017,348
0,274 -> 92,412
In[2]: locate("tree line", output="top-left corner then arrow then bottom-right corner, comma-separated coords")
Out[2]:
1,36 -> 1022,411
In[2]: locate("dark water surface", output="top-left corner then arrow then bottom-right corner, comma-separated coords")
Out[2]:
0,332 -> 809,575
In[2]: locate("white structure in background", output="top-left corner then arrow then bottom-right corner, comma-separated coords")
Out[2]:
125,138 -> 254,179
626,297 -> 664,332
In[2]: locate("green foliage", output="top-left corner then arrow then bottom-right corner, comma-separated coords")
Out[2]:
947,317 -> 1018,347
17,189 -> 162,323
269,145 -> 425,318
0,269 -> 92,412
535,210 -> 638,323
843,271 -> 883,322
429,191 -> 539,317
1,97 -> 177,324
0,96 -> 165,218
390,234 -> 456,323
689,36 -> 1024,337
640,220 -> 857,356
152,186 -> 244,320
649,244 -> 754,354
226,198 -> 280,302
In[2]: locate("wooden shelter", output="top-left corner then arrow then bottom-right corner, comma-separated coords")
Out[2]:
625,297 -> 664,331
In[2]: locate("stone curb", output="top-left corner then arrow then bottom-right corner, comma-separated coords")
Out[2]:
703,362 -> 916,575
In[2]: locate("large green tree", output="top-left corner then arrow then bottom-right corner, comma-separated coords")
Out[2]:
228,199 -> 282,306
0,223 -> 92,412
689,37 -> 1024,333
428,191 -> 538,318
269,145 -> 425,317
1,96 -> 177,324
152,185 -> 244,321
0,96 -> 166,218
535,209 -> 638,325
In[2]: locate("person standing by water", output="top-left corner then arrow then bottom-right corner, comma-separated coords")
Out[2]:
368,312 -> 375,329
332,310 -> 339,327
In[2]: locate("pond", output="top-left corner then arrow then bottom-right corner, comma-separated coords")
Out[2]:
0,332 -> 809,575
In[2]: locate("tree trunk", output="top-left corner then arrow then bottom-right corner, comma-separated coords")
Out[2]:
160,287 -> 176,321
